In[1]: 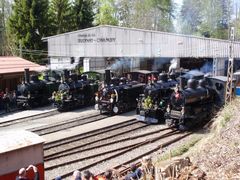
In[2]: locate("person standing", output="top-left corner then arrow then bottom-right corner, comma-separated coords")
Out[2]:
16,165 -> 39,180
3,88 -> 10,113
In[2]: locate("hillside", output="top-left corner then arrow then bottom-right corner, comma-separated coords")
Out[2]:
154,98 -> 240,179
189,98 -> 240,179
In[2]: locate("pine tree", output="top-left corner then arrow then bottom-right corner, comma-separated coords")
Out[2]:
72,0 -> 95,30
49,0 -> 73,34
7,0 -> 50,62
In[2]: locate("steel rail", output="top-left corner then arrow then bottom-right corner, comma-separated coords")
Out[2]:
0,109 -> 59,128
98,132 -> 192,177
55,132 -> 191,180
29,113 -> 106,135
43,119 -> 138,150
45,130 -> 178,170
44,125 -> 172,160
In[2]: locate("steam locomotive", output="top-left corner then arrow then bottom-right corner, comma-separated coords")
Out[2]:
165,75 -> 234,130
17,69 -> 59,108
95,70 -> 147,115
136,72 -> 178,124
53,71 -> 99,111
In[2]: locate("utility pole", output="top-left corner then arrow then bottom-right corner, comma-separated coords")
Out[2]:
225,27 -> 235,103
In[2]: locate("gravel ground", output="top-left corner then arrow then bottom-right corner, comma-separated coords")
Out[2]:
45,124 -> 182,179
44,122 -> 147,156
44,126 -> 172,168
1,106 -> 98,131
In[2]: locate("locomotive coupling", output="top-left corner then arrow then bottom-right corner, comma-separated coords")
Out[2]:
181,107 -> 185,115
94,104 -> 99,110
95,96 -> 99,101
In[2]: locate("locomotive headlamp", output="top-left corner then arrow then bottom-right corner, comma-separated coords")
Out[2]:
113,106 -> 119,113
110,98 -> 114,103
166,105 -> 170,113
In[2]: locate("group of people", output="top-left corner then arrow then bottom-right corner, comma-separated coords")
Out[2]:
0,88 -> 17,113
54,156 -> 155,180
16,156 -> 155,180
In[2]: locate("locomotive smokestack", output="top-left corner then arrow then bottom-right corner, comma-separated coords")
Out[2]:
24,68 -> 30,83
105,69 -> 111,85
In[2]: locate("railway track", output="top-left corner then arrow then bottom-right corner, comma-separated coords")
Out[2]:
44,120 -> 190,180
100,132 -> 192,178
44,119 -> 143,150
0,109 -> 59,128
44,119 -> 149,159
28,112 -> 105,136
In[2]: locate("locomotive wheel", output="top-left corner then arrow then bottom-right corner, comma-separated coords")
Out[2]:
178,124 -> 188,131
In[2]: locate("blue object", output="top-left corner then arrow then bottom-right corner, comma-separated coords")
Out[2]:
236,86 -> 240,96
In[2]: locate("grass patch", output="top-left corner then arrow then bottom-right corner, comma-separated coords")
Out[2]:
156,136 -> 201,163
212,98 -> 239,132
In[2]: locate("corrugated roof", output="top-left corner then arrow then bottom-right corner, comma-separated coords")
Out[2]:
0,56 -> 46,74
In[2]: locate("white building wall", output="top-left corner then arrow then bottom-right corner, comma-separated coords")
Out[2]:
46,25 -> 240,59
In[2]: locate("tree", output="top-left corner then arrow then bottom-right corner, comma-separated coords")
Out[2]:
49,0 -> 73,34
180,0 -> 202,34
0,0 -> 12,55
72,0 -> 95,30
117,0 -> 133,27
7,0 -> 50,62
95,0 -> 118,25
116,0 -> 175,32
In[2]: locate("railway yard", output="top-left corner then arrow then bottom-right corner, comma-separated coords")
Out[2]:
0,105 -> 199,179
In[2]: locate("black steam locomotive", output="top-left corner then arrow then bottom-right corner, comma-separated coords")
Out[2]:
136,72 -> 178,124
165,75 -> 234,130
17,69 -> 59,108
95,70 -> 146,115
53,71 -> 99,111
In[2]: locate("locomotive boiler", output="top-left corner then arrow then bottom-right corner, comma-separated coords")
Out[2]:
95,70 -> 145,115
53,72 -> 99,111
136,73 -> 178,124
17,69 -> 58,108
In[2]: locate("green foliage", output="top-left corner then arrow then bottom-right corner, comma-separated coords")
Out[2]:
49,0 -> 73,34
180,0 -> 231,39
157,136 -> 201,162
95,0 -> 118,25
143,96 -> 153,109
72,0 -> 95,30
117,0 -> 174,31
180,0 -> 202,34
7,0 -> 49,62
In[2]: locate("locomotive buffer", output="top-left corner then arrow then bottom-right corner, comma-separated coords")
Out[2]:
225,27 -> 235,103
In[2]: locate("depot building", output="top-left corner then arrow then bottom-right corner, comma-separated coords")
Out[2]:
43,25 -> 240,75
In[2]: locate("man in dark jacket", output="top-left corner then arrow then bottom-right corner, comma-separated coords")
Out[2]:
16,165 -> 39,180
